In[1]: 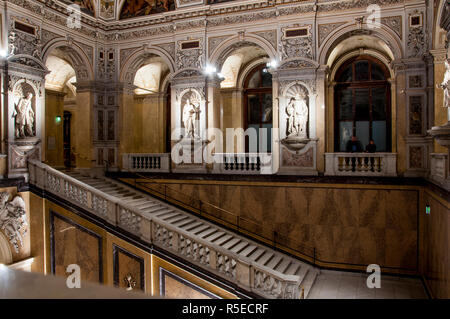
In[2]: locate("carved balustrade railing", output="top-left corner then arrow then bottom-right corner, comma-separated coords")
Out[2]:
27,159 -> 303,298
324,153 -> 397,177
122,153 -> 170,172
212,153 -> 273,175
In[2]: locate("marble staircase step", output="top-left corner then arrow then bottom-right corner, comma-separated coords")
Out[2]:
58,169 -> 319,298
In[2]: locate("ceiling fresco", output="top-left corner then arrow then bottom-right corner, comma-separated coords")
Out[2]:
119,0 -> 176,19
61,0 -> 96,16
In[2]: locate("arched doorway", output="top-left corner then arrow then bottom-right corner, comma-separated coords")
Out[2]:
243,64 -> 273,153
334,55 -> 391,152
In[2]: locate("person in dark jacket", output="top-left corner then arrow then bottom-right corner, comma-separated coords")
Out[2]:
365,139 -> 377,153
345,136 -> 363,152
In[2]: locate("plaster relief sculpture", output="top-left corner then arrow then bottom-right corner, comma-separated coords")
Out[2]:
0,192 -> 27,253
8,31 -> 17,55
282,84 -> 310,151
183,99 -> 201,139
124,273 -> 137,291
13,92 -> 35,138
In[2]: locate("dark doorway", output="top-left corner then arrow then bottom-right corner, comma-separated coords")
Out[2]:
63,111 -> 72,168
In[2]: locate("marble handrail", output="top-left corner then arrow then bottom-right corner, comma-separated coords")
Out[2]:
27,159 -> 306,298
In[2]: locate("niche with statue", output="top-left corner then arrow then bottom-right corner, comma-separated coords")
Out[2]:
281,83 -> 310,150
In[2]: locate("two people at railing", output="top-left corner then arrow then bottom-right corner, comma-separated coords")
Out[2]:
345,136 -> 377,171
345,136 -> 377,153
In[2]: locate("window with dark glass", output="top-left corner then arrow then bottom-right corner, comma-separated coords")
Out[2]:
334,56 -> 391,152
244,64 -> 273,153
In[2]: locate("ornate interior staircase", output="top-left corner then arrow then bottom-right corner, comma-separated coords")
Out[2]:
28,160 -> 319,299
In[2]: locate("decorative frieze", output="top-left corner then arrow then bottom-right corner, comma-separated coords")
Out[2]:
280,25 -> 313,60
176,39 -> 204,70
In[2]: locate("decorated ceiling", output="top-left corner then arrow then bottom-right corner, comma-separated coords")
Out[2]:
119,0 -> 176,19
58,0 -> 237,20
61,0 -> 96,16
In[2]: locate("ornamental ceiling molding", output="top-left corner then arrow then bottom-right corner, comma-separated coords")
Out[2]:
317,0 -> 404,13
8,0 -> 407,42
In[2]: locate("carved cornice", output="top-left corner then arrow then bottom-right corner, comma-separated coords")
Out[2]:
6,0 -> 407,43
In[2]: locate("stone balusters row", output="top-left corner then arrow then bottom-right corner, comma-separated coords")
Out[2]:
28,159 -> 302,298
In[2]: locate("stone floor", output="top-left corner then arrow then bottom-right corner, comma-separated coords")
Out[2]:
307,269 -> 428,299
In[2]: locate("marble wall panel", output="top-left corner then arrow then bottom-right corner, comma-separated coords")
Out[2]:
422,192 -> 450,298
142,181 -> 420,271
50,211 -> 103,283
113,245 -> 145,291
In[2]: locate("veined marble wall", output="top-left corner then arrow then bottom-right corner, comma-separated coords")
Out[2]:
130,179 -> 420,272
26,193 -> 241,297
421,190 -> 450,298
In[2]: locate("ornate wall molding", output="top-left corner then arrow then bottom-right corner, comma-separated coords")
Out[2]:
155,42 -> 176,61
252,30 -> 277,51
381,16 -> 403,39
318,22 -> 346,47
0,193 -> 27,254
208,35 -> 230,57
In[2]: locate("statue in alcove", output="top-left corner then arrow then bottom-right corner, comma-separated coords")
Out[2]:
13,92 -> 35,138
182,99 -> 200,139
286,92 -> 308,138
282,85 -> 310,151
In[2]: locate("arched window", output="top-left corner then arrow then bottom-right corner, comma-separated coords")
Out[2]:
244,64 -> 273,153
334,56 -> 391,152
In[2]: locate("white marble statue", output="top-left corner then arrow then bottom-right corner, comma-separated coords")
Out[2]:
182,99 -> 200,138
442,59 -> 450,110
0,192 -> 27,253
13,92 -> 35,138
286,93 -> 308,138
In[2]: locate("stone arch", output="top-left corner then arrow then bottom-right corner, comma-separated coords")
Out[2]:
237,57 -> 270,89
42,40 -> 94,81
209,34 -> 277,70
318,23 -> 403,66
120,47 -> 175,85
330,48 -> 395,81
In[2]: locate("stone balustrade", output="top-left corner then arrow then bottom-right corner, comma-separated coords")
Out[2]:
430,153 -> 450,190
212,153 -> 273,175
324,153 -> 397,177
27,159 -> 306,299
122,153 -> 170,172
